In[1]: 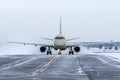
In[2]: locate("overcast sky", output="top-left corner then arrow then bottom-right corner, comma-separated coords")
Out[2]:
0,0 -> 120,42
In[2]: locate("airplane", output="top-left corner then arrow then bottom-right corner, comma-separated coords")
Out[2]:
9,16 -> 80,55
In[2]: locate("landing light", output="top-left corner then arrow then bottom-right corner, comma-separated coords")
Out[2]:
58,49 -> 60,52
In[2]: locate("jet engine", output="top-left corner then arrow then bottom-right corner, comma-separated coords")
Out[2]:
74,46 -> 80,53
40,46 -> 46,53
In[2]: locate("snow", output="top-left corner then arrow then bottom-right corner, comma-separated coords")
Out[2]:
82,47 -> 120,63
0,43 -> 120,62
0,43 -> 40,55
89,47 -> 120,53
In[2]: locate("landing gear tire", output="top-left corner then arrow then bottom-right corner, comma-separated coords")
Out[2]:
50,51 -> 52,55
47,51 -> 52,55
69,51 -> 74,55
69,52 -> 71,55
72,52 -> 74,55
58,52 -> 61,55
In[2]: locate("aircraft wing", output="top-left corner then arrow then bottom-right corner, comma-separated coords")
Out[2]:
67,42 -> 80,47
66,37 -> 80,41
41,37 -> 54,41
8,42 -> 53,47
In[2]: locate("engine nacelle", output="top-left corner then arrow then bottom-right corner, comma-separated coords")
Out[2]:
40,46 -> 46,53
74,46 -> 80,53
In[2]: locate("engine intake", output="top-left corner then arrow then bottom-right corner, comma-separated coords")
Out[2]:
40,46 -> 46,53
74,46 -> 80,53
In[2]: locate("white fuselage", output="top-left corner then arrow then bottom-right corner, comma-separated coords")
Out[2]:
54,35 -> 67,50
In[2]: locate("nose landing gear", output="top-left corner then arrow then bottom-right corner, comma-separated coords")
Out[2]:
58,49 -> 61,55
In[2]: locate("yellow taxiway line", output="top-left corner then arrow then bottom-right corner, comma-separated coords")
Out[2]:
31,55 -> 61,76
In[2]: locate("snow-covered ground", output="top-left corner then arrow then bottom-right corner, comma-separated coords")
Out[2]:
89,47 -> 120,53
82,47 -> 120,63
1,43 -> 120,62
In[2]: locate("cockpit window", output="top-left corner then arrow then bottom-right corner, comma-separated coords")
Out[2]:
55,37 -> 65,39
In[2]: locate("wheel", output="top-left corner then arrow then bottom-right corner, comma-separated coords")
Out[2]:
47,52 -> 49,55
50,51 -> 52,55
69,52 -> 71,55
72,51 -> 74,55
69,51 -> 74,55
47,51 -> 52,55
58,52 -> 61,55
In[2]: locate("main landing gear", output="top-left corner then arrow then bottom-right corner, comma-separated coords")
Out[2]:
47,47 -> 52,55
69,46 -> 74,55
47,51 -> 52,55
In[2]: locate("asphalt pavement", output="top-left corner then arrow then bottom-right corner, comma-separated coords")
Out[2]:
0,54 -> 120,80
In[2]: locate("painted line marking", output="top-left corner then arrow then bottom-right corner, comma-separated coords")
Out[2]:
31,55 -> 61,76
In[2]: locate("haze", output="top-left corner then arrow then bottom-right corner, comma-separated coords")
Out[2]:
0,0 -> 120,42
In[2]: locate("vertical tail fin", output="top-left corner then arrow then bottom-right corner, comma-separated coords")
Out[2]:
60,16 -> 62,35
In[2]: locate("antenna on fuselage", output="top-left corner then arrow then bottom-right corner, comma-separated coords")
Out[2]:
60,16 -> 62,35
